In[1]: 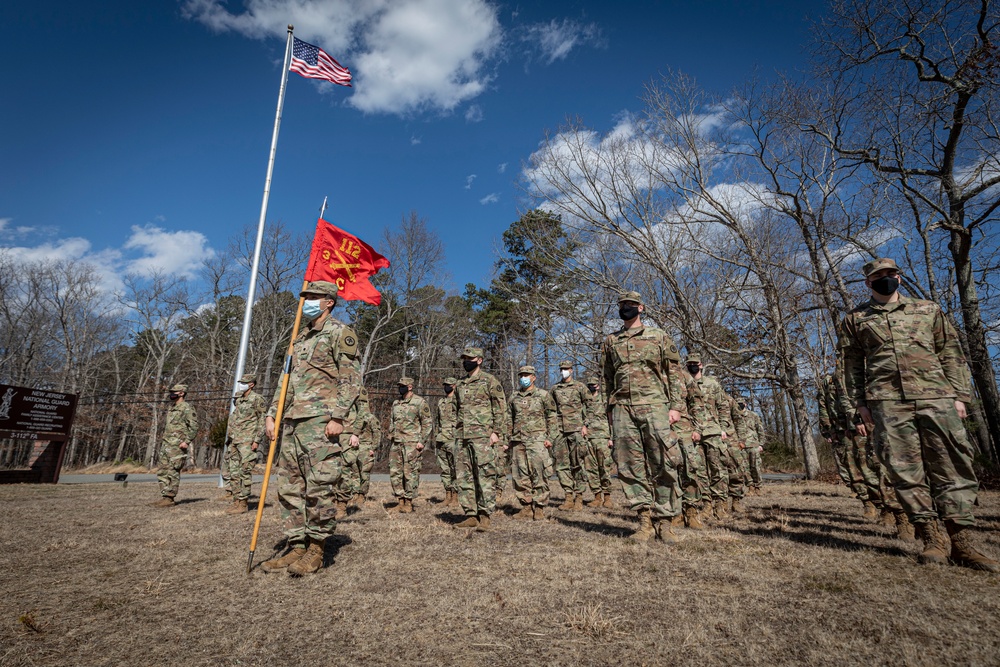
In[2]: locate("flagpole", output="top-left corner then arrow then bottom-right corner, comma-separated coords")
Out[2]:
221,25 -> 295,488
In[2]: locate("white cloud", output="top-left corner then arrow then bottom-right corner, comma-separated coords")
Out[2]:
465,104 -> 484,122
410,135 -> 422,145
184,0 -> 503,115
465,174 -> 477,189
123,225 -> 215,279
0,218 -> 10,232
521,19 -> 603,64
498,162 -> 507,173
480,193 -> 499,204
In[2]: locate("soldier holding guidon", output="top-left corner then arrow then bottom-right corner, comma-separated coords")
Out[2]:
223,373 -> 266,515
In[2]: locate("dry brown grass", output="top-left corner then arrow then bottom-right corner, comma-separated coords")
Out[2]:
1,479 -> 999,666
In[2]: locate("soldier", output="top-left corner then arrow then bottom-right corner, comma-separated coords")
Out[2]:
260,281 -> 362,576
582,376 -> 614,508
550,360 -> 591,511
685,355 -> 734,520
435,377 -> 459,507
508,366 -> 558,520
723,392 -> 749,513
388,376 -> 432,513
734,396 -> 766,495
818,373 -> 858,490
839,257 -> 997,571
224,373 -> 266,515
601,291 -> 685,542
672,359 -> 709,530
453,346 -> 508,531
151,384 -> 198,507
344,388 -> 380,510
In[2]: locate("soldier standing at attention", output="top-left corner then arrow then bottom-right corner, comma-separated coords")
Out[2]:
551,360 -> 591,511
672,359 -> 709,530
453,347 -> 508,531
734,397 -> 766,495
152,384 -> 199,507
723,392 -> 749,514
685,355 -> 733,520
839,258 -> 998,571
601,291 -> 685,542
817,372 -> 859,492
260,281 -> 362,576
435,377 -> 459,507
224,373 -> 266,515
508,366 -> 558,520
388,377 -> 432,513
344,388 -> 379,510
582,376 -> 614,508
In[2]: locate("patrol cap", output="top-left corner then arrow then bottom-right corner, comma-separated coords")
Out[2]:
617,290 -> 643,305
170,384 -> 187,393
443,377 -> 457,385
461,346 -> 484,359
685,354 -> 702,365
300,281 -> 339,299
862,257 -> 899,277
398,376 -> 415,386
586,377 -> 600,386
518,365 -> 537,375
238,373 -> 256,384
558,360 -> 573,370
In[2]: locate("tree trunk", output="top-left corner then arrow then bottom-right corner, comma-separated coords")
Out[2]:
784,366 -> 820,478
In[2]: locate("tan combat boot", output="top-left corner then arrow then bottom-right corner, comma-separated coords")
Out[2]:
558,493 -> 575,511
671,513 -> 684,528
354,493 -> 366,509
894,511 -> 916,541
684,505 -> 706,530
731,497 -> 746,514
397,498 -> 411,514
287,538 -> 325,576
532,504 -> 546,521
586,492 -> 604,508
915,520 -> 949,565
573,494 -> 584,511
879,508 -> 896,527
655,518 -> 679,544
602,492 -> 614,509
475,514 -> 492,532
151,497 -> 175,508
261,545 -> 307,572
334,500 -> 348,520
713,499 -> 729,521
454,515 -> 479,528
862,500 -> 879,521
946,521 -> 1000,573
514,503 -> 533,520
631,509 -> 655,542
225,499 -> 248,515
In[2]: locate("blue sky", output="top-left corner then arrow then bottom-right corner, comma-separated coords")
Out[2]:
1,0 -> 826,296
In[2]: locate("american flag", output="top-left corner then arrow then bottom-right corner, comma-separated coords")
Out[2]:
290,37 -> 352,87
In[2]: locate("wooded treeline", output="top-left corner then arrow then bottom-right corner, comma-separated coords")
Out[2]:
1,0 -> 997,476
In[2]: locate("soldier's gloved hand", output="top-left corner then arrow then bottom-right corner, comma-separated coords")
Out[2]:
350,435 -> 360,448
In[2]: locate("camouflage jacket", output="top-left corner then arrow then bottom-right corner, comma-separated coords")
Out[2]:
228,391 -> 266,445
818,371 -> 856,435
162,400 -> 198,447
676,367 -> 709,437
736,407 -> 765,448
600,325 -> 684,411
838,295 -> 972,408
389,394 -> 432,443
692,375 -> 732,437
435,393 -> 457,443
508,386 -> 558,443
725,394 -> 744,443
455,370 -> 508,441
582,388 -> 611,439
269,315 -> 362,424
551,379 -> 588,433
354,408 -> 381,450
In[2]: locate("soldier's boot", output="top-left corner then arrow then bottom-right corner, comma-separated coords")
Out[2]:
334,500 -> 348,520
225,499 -> 248,515
586,492 -> 604,508
684,505 -> 706,530
915,520 -> 949,565
216,491 -> 234,503
352,493 -> 366,509
151,497 -> 175,508
260,545 -> 307,573
573,494 -> 584,511
602,492 -> 614,509
287,538 -> 325,576
946,521 -> 1000,573
862,500 -> 879,522
475,514 -> 492,532
397,498 -> 411,514
454,515 -> 479,529
532,504 -> 547,521
731,497 -> 746,514
514,503 -> 533,520
713,499 -> 729,521
655,518 -> 679,544
671,513 -> 685,528
879,508 -> 896,527
894,511 -> 916,541
448,491 -> 459,507
558,493 -> 575,511
631,509 -> 655,542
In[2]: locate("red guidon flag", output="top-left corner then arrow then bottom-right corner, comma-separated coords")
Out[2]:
305,219 -> 390,305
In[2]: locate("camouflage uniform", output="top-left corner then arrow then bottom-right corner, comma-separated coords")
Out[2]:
550,365 -> 591,500
675,366 -> 709,511
600,299 -> 685,525
342,389 -> 380,500
817,375 -> 856,490
508,369 -> 558,509
389,382 -> 432,502
156,387 -> 198,500
723,394 -> 748,502
226,378 -> 266,502
735,403 -> 766,490
691,370 -> 732,504
268,297 -> 361,548
819,372 -> 880,505
454,348 -> 508,520
582,378 -> 614,498
435,381 -> 459,496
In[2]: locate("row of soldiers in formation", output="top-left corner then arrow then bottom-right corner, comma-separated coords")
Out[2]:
152,256 -> 998,575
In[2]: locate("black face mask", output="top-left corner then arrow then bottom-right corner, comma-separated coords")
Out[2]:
443,385 -> 454,394
587,385 -> 599,393
462,359 -> 479,373
686,365 -> 700,376
398,386 -> 409,397
618,304 -> 640,321
871,276 -> 900,296
168,393 -> 180,401
738,403 -> 746,410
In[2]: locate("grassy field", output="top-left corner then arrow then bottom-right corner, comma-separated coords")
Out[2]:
1,479 -> 999,666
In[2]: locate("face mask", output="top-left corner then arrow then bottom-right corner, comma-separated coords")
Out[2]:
462,359 -> 479,373
168,392 -> 180,401
587,384 -> 599,393
235,382 -> 249,394
871,276 -> 900,296
518,377 -> 532,389
560,369 -> 571,380
301,299 -> 323,321
738,403 -> 746,410
686,365 -> 700,376
443,385 -> 454,394
618,304 -> 640,321
398,386 -> 409,397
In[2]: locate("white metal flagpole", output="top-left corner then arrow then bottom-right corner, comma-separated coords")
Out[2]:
220,25 -> 295,488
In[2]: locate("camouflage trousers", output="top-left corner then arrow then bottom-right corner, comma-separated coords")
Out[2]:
830,439 -> 855,489
276,416 -> 344,546
495,444 -> 511,499
746,446 -> 763,488
222,444 -> 236,492
156,444 -> 186,499
702,435 -> 730,501
389,441 -> 423,500
511,439 -> 550,507
849,432 -> 881,505
726,445 -> 748,500
610,404 -> 683,520
836,431 -> 873,502
871,399 -> 978,526
553,430 -> 589,495
226,440 -> 258,501
456,438 -> 499,517
675,430 -> 706,508
584,436 -> 613,494
435,440 -> 458,493
341,441 -> 374,497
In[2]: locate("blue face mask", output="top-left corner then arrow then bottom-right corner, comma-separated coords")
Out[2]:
301,299 -> 323,321
518,376 -> 532,389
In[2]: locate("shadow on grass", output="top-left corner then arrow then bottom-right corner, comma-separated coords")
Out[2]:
727,522 -> 911,558
247,499 -> 271,512
173,498 -> 206,506
551,515 -> 635,538
436,510 -> 474,525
